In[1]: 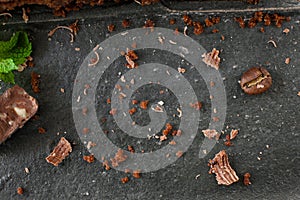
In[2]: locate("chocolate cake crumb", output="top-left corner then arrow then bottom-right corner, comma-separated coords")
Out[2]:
121,177 -> 129,183
235,17 -> 245,28
122,19 -> 130,28
107,24 -> 115,32
243,172 -> 251,186
17,187 -> 24,195
111,149 -> 128,167
38,127 -> 46,134
208,150 -> 239,185
46,137 -> 72,166
132,170 -> 141,178
193,21 -> 204,35
31,72 -> 40,93
183,15 -> 193,26
140,100 -> 149,110
83,154 -> 95,163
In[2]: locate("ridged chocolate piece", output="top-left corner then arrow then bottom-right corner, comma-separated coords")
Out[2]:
46,137 -> 72,166
0,85 -> 38,144
208,150 -> 239,185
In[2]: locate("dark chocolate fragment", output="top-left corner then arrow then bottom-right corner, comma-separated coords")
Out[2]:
0,85 -> 38,144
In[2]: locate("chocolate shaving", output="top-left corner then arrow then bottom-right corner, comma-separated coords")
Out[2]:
0,85 -> 38,144
46,137 -> 72,166
202,48 -> 221,70
208,150 -> 239,185
202,129 -> 220,140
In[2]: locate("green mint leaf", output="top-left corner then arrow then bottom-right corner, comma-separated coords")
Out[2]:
0,58 -> 18,73
0,32 -> 32,65
0,32 -> 20,53
0,71 -> 15,84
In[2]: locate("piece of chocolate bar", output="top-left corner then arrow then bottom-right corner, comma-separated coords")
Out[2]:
0,85 -> 38,144
46,137 -> 72,166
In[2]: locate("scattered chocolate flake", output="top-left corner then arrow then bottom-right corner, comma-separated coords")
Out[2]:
111,149 -> 128,167
202,129 -> 220,140
132,99 -> 138,105
38,127 -> 46,134
83,154 -> 95,163
243,172 -> 251,186
169,18 -> 176,25
234,17 -> 245,28
46,137 -> 72,167
208,150 -> 239,185
129,107 -> 137,115
193,21 -> 204,35
107,24 -> 115,32
224,134 -> 233,146
176,151 -> 183,158
140,100 -> 149,110
202,48 -> 221,70
31,72 -> 40,93
260,27 -> 265,33
183,15 -> 193,26
254,11 -> 263,22
205,18 -> 214,27
177,67 -> 186,73
0,85 -> 38,144
221,35 -> 225,40
285,57 -> 291,64
160,135 -> 167,141
128,145 -> 135,153
144,19 -> 155,28
103,159 -> 111,170
162,123 -> 173,136
230,129 -> 239,140
263,14 -> 271,26
248,18 -> 257,28
121,176 -> 129,183
106,98 -> 111,104
122,19 -> 130,28
212,29 -> 219,33
17,187 -> 24,195
48,20 -> 79,42
189,101 -> 202,110
22,8 -> 29,23
283,28 -> 290,34
132,170 -> 141,178
109,108 -> 117,115
125,49 -> 139,69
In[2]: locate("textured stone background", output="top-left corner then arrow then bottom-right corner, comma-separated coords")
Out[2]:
0,1 -> 299,199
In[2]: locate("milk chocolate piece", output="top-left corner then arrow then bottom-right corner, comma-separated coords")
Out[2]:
46,137 -> 72,166
208,150 -> 239,185
0,85 -> 38,144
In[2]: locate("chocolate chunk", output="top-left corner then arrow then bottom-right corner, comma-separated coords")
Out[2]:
0,85 -> 38,144
208,150 -> 239,185
46,137 -> 72,166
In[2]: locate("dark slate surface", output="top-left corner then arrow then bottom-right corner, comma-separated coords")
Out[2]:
0,1 -> 299,199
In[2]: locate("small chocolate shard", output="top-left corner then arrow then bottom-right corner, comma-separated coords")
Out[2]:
0,85 -> 38,144
46,137 -> 72,166
202,48 -> 221,70
208,150 -> 239,185
202,129 -> 220,140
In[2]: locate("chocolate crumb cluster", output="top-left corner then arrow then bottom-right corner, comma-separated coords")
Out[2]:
235,12 -> 291,29
182,15 -> 221,35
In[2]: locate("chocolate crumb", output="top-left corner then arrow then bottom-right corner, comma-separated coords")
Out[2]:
111,149 -> 128,167
133,170 -> 141,178
17,187 -> 24,195
128,145 -> 135,153
122,19 -> 130,28
83,154 -> 95,163
103,160 -> 111,170
235,17 -> 245,28
243,172 -> 251,186
121,177 -> 129,183
38,127 -> 46,134
129,107 -> 137,115
31,72 -> 40,93
140,100 -> 149,110
189,101 -> 202,110
193,21 -> 204,35
176,151 -> 183,158
107,24 -> 115,32
169,18 -> 176,25
202,129 -> 220,140
144,19 -> 155,28
202,48 -> 221,70
183,15 -> 193,26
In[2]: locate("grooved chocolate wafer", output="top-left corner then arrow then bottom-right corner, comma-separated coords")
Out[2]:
208,150 -> 239,185
0,85 -> 38,144
46,137 -> 72,166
